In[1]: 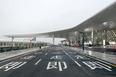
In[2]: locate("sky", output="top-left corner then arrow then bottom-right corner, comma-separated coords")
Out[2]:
0,0 -> 116,44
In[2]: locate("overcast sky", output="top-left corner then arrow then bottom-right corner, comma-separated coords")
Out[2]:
0,0 -> 115,44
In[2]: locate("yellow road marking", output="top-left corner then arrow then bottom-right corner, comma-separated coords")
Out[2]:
83,54 -> 116,68
9,54 -> 25,60
84,54 -> 96,59
0,51 -> 37,63
110,64 -> 116,67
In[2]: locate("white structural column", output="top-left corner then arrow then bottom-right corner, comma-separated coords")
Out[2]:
103,30 -> 107,46
91,30 -> 94,45
53,35 -> 55,44
33,37 -> 36,41
11,37 -> 14,46
80,34 -> 82,45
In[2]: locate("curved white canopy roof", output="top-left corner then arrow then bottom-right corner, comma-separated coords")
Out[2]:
5,2 -> 116,38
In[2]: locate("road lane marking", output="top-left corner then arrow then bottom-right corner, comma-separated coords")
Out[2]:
50,55 -> 62,59
83,61 -> 97,70
4,62 -> 22,71
84,54 -> 96,59
0,54 -> 25,64
84,54 -> 115,67
46,62 -> 57,70
58,62 -> 62,71
20,55 -> 36,60
0,62 -> 27,71
93,62 -> 112,71
96,59 -> 110,65
83,61 -> 112,71
45,53 -> 48,55
34,59 -> 41,65
0,50 -> 39,64
74,61 -> 81,67
63,50 -> 81,67
46,61 -> 67,71
97,61 -> 111,69
13,62 -> 27,69
63,62 -> 67,69
110,64 -> 116,67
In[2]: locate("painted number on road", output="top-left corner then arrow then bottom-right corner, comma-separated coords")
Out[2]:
46,61 -> 67,71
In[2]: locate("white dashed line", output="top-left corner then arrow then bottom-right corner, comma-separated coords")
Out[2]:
35,59 -> 41,65
45,53 -> 48,55
63,50 -> 81,67
58,62 -> 62,71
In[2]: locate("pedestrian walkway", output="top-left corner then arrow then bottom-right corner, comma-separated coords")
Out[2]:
0,46 -> 48,62
68,47 -> 116,65
86,45 -> 116,51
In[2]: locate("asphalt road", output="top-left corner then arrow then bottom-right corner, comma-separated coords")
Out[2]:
0,45 -> 116,77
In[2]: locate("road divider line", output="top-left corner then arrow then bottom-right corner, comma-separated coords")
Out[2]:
13,62 -> 27,69
110,64 -> 116,67
63,62 -> 67,69
74,61 -> 81,67
97,61 -> 111,69
45,53 -> 48,55
83,61 -> 95,70
5,62 -> 21,71
84,54 -> 96,59
0,54 -> 25,64
96,59 -> 110,65
84,54 -> 116,68
35,59 -> 41,65
58,62 -> 62,71
93,62 -> 112,71
63,50 -> 81,67
0,50 -> 39,64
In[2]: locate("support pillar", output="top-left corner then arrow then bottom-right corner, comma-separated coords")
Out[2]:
103,30 -> 107,46
91,30 -> 94,46
11,37 -> 14,50
53,35 -> 55,44
80,34 -> 82,45
33,37 -> 36,41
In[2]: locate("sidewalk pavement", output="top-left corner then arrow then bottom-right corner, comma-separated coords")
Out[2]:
0,46 -> 48,62
68,47 -> 116,65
